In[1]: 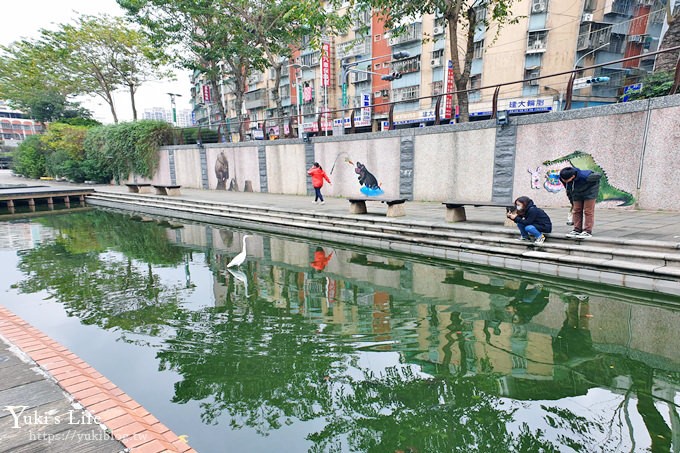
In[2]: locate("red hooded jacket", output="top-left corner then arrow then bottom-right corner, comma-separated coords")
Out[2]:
307,167 -> 331,188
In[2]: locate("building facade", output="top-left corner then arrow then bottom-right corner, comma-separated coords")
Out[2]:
189,0 -> 666,138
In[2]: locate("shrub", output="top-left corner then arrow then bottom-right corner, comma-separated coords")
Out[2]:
12,136 -> 47,178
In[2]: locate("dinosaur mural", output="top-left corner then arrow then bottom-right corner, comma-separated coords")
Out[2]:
542,151 -> 635,206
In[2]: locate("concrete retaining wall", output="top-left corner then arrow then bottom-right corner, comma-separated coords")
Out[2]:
140,94 -> 680,211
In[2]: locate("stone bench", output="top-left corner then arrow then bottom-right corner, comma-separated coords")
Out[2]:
348,198 -> 407,218
125,183 -> 153,194
443,201 -> 514,223
153,184 -> 182,196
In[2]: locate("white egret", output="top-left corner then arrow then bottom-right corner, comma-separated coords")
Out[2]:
227,234 -> 252,268
227,268 -> 250,298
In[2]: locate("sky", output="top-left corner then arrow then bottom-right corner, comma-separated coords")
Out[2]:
0,0 -> 192,124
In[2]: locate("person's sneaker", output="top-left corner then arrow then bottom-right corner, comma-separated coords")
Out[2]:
516,236 -> 530,241
534,235 -> 546,245
312,200 -> 318,204
578,231 -> 592,238
566,230 -> 581,238
320,201 -> 325,205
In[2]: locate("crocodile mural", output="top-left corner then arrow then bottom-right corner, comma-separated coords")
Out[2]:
542,151 -> 635,206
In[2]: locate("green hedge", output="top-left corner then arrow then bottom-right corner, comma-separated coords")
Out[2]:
12,120 -> 173,184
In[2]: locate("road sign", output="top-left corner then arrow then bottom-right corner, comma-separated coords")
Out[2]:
342,83 -> 347,107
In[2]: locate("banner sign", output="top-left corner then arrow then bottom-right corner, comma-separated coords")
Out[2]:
202,85 -> 211,103
445,60 -> 454,119
321,42 -> 331,87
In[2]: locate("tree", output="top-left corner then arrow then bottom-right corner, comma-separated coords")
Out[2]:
76,15 -> 173,121
655,1 -> 680,74
0,15 -> 170,124
119,0 -> 349,140
0,39 -> 87,123
226,0 -> 350,136
118,0 -> 257,140
357,0 -> 520,122
45,14 -> 171,123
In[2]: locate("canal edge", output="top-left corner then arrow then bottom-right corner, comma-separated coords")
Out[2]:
0,305 -> 196,453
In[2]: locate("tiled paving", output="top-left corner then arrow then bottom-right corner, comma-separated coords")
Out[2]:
0,306 -> 195,453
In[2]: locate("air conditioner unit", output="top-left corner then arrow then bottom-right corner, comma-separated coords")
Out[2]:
531,0 -> 546,13
431,57 -> 442,67
529,78 -> 539,86
582,13 -> 593,22
374,91 -> 382,98
532,40 -> 544,49
628,34 -> 642,43
433,26 -> 444,35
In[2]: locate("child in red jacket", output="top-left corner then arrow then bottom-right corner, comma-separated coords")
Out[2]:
307,162 -> 331,204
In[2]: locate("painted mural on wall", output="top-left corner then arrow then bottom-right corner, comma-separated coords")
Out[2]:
329,153 -> 385,197
529,151 -> 635,206
351,161 -> 384,197
215,151 -> 239,191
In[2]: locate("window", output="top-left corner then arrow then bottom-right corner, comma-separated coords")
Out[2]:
432,49 -> 444,59
431,80 -> 444,96
280,85 -> 290,99
527,31 -> 547,52
301,51 -> 320,67
375,34 -> 381,41
469,75 -> 482,101
473,40 -> 485,59
392,85 -> 420,102
391,56 -> 421,74
375,63 -> 381,70
523,69 -> 540,87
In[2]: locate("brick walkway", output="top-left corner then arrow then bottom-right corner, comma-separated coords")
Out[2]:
0,306 -> 195,453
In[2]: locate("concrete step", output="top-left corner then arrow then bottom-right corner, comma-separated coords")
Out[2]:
85,192 -> 680,286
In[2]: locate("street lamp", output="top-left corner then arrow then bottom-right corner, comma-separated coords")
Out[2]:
167,92 -> 182,126
573,42 -> 610,71
286,63 -> 313,138
339,51 -> 410,134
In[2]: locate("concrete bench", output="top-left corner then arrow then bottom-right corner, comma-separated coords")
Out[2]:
125,183 -> 153,194
153,184 -> 182,196
348,197 -> 407,217
443,201 -> 514,223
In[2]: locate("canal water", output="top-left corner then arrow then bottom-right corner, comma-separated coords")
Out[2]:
1,209 -> 679,452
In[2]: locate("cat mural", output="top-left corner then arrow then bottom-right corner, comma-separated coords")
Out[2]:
542,151 -> 635,206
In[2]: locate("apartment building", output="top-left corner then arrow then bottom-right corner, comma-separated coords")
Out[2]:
0,100 -> 43,142
190,0 -> 666,137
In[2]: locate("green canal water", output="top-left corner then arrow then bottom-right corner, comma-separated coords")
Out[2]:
1,209 -> 679,452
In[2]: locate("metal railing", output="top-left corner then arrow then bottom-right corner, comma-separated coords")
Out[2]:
171,45 -> 680,143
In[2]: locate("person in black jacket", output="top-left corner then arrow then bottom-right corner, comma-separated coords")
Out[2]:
559,166 -> 601,238
506,196 -> 552,244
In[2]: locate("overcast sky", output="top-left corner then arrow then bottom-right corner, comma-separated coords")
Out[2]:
1,0 -> 192,124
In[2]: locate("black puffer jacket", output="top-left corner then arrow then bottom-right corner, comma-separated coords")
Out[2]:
515,201 -> 552,233
562,167 -> 601,201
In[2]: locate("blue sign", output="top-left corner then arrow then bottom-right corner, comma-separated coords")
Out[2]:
622,83 -> 643,102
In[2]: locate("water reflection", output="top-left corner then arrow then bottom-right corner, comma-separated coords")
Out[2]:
2,209 -> 680,452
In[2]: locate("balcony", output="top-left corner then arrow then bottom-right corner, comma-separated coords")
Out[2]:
337,38 -> 370,59
244,89 -> 267,110
387,23 -> 422,46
